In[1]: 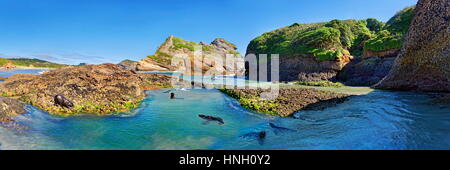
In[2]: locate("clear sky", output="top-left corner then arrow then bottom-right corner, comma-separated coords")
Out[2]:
0,0 -> 418,65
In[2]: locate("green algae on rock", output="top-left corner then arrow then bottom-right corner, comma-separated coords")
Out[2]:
220,88 -> 351,117
374,0 -> 450,92
0,63 -> 175,115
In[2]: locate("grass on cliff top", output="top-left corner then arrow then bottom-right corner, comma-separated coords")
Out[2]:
248,19 -> 373,60
248,6 -> 415,57
172,37 -> 198,51
364,6 -> 415,52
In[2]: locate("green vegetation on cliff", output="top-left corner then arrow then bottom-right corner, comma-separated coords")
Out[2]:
364,6 -> 415,52
248,6 -> 415,58
247,19 -> 373,60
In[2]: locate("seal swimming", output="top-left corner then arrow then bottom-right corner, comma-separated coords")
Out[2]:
54,95 -> 74,108
269,123 -> 296,135
198,114 -> 224,125
241,131 -> 266,140
240,131 -> 266,145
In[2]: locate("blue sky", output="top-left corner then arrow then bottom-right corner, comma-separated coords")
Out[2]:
0,0 -> 418,65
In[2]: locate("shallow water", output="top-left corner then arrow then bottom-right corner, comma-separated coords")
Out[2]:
1,71 -> 449,150
0,68 -> 49,78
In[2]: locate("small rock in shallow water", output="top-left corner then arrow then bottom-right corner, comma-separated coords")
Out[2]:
0,96 -> 26,122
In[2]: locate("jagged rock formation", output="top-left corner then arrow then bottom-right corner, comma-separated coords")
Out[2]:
375,0 -> 450,92
137,36 -> 245,75
0,63 -> 175,115
0,96 -> 26,122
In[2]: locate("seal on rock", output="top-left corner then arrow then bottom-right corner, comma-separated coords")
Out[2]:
54,95 -> 74,108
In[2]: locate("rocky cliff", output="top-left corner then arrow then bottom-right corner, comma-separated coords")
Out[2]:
338,56 -> 395,86
374,0 -> 450,92
137,36 -> 245,75
337,6 -> 416,86
246,19 -> 373,81
0,63 -> 175,115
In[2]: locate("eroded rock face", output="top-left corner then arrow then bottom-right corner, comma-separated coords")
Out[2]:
137,36 -> 245,75
0,97 -> 26,122
276,55 -> 352,81
0,63 -> 174,115
338,56 -> 395,86
374,0 -> 450,92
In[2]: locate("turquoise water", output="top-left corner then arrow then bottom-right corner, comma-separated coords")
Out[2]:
1,71 -> 450,150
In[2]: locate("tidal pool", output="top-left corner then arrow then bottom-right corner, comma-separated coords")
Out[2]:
0,71 -> 449,150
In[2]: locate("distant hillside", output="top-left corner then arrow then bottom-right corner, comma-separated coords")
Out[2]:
0,57 -> 69,68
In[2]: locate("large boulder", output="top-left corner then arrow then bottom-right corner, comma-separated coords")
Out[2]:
0,63 -> 175,115
0,96 -> 26,122
374,0 -> 450,92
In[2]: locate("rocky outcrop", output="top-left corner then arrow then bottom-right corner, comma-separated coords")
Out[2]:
374,0 -> 450,92
0,96 -> 26,122
117,59 -> 138,71
338,56 -> 395,86
220,88 -> 351,117
137,36 -> 245,75
0,63 -> 175,115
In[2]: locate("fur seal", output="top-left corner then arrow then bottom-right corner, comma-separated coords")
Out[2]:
198,114 -> 224,125
54,95 -> 74,108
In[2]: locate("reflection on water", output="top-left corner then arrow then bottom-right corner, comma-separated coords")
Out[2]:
1,71 -> 449,150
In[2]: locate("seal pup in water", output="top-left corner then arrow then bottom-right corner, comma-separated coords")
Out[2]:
198,114 -> 224,125
54,95 -> 74,108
